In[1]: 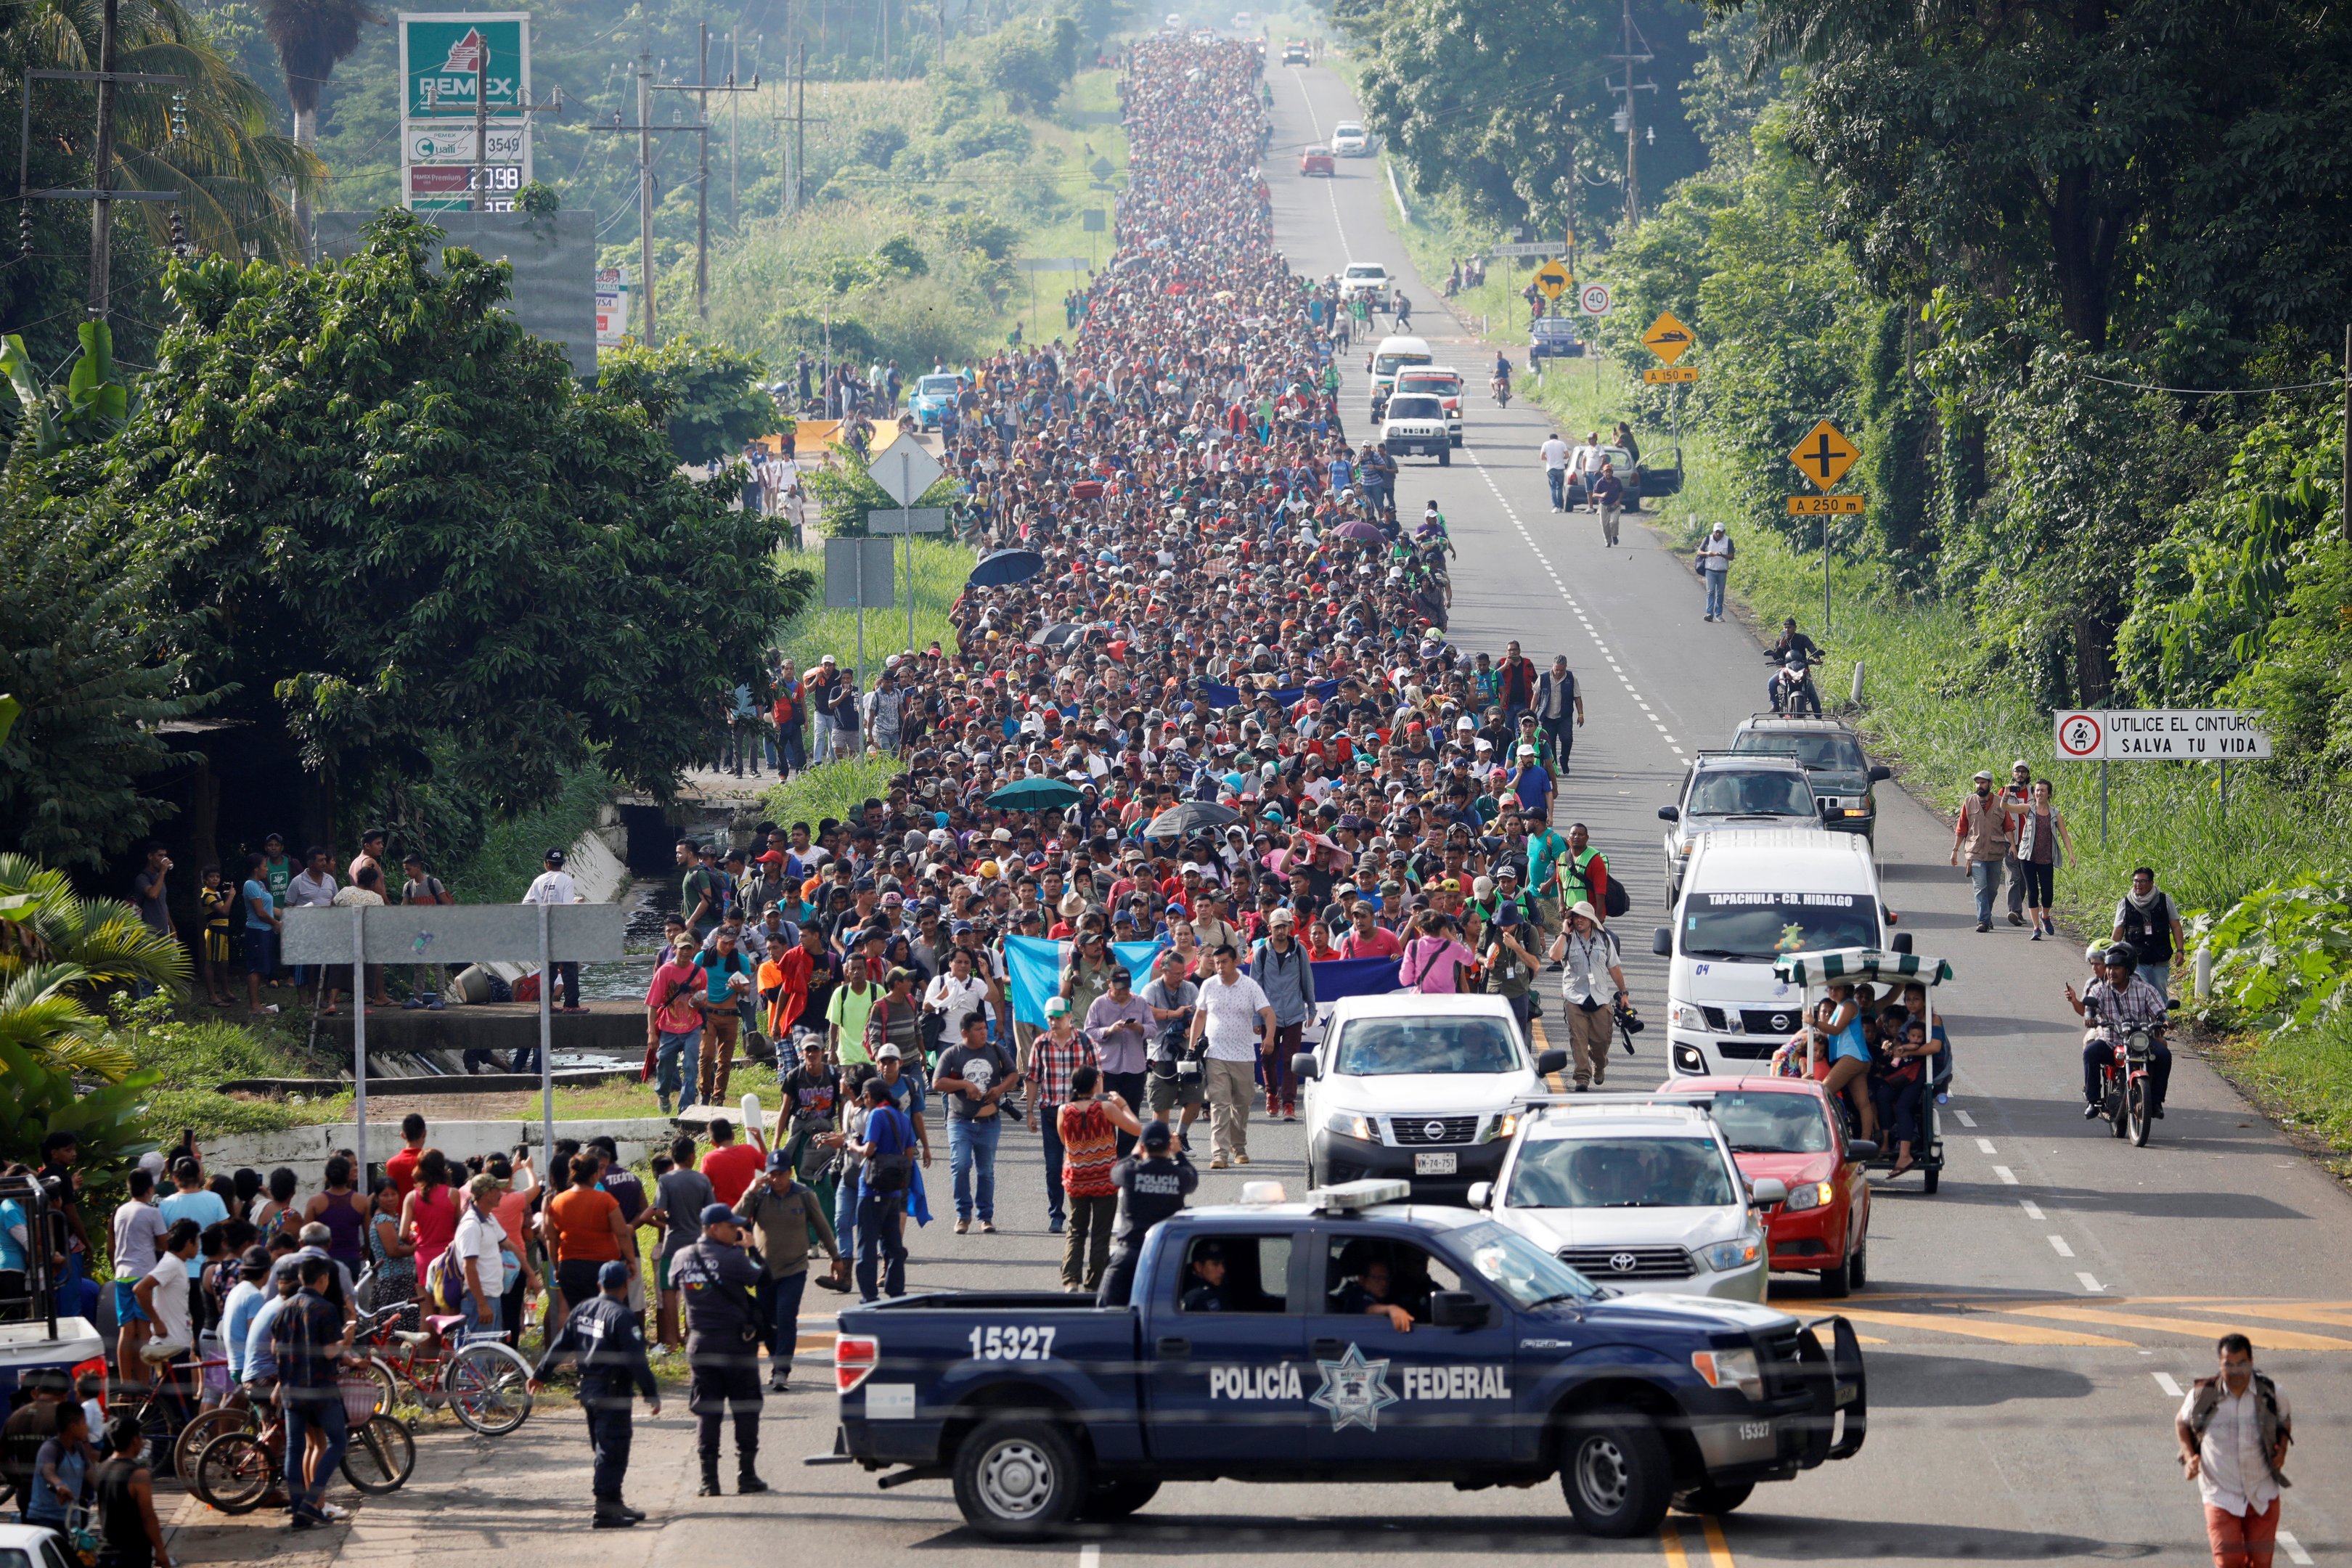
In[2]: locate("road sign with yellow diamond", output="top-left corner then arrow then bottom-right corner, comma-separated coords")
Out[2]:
1789,420 -> 1860,491
1641,310 -> 1694,364
1532,259 -> 1572,301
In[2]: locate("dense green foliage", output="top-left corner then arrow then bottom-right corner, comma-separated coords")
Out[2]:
597,337 -> 780,465
75,212 -> 809,836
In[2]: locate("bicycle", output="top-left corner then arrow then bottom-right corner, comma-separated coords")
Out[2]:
190,1375 -> 415,1514
351,1295 -> 535,1437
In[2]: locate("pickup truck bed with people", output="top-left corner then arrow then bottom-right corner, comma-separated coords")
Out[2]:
821,1180 -> 1865,1538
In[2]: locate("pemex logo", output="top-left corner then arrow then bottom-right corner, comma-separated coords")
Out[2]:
441,27 -> 485,73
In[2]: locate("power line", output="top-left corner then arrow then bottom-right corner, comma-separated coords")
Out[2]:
2075,371 -> 2343,396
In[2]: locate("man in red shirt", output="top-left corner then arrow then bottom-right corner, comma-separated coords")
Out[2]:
384,1114 -> 427,1196
1338,900 -> 1401,960
1496,640 -> 1538,727
700,1118 -> 766,1209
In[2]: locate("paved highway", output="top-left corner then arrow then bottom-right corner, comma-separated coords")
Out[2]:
166,57 -> 2351,1568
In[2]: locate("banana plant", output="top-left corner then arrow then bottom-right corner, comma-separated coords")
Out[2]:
0,322 -> 141,457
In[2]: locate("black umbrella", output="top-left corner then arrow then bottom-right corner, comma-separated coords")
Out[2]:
1034,621 -> 1090,649
968,549 -> 1045,588
1145,800 -> 1240,838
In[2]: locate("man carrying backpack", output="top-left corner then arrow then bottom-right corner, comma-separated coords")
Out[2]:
1552,822 -> 1622,924
851,1076 -> 918,1302
2176,1333 -> 2292,1568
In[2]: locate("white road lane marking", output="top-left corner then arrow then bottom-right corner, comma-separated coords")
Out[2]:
2278,1532 -> 2313,1565
1993,1165 -> 2018,1183
1463,449 -> 1686,759
1975,1137 -> 1998,1154
2076,1272 -> 2106,1293
2020,1200 -> 2044,1220
1079,1545 -> 1103,1568
2152,1371 -> 2183,1397
1284,70 -> 1347,258
1953,1109 -> 1977,1127
2048,1235 -> 2075,1258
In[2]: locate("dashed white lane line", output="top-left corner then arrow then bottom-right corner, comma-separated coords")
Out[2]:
2020,1199 -> 2044,1220
1953,1109 -> 1977,1127
1975,1137 -> 1998,1154
1285,68 -> 1348,260
1993,1165 -> 2019,1184
1079,1545 -> 1102,1568
1465,449 -> 1685,759
2152,1371 -> 2184,1397
2279,1532 -> 2314,1566
2076,1272 -> 2107,1293
2047,1235 -> 2075,1259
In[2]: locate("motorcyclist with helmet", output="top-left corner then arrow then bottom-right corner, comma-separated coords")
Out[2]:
1766,617 -> 1825,714
2064,943 -> 2171,1121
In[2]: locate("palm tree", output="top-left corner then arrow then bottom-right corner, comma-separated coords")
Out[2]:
256,0 -> 375,247
0,854 -> 187,995
5,0 -> 325,261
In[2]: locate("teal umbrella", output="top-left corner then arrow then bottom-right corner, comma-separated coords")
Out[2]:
987,777 -> 1084,809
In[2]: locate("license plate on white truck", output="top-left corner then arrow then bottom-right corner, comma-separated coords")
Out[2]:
1413,1151 -> 1457,1175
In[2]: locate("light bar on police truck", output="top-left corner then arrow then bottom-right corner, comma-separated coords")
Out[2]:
1307,1178 -> 1410,1212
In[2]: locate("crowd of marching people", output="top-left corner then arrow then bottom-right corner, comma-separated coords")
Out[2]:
657,35 -> 1624,1326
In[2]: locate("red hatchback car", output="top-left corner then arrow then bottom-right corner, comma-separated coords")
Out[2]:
1671,1075 -> 1873,1297
1299,144 -> 1335,177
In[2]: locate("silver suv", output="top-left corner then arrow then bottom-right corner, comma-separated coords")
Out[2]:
1659,752 -> 1820,905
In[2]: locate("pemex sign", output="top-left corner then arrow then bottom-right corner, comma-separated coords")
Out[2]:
400,12 -> 533,211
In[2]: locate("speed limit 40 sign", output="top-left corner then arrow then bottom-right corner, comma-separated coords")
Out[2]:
1577,282 -> 1612,316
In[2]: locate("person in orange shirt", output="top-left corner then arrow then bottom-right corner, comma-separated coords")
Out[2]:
543,1151 -> 634,1320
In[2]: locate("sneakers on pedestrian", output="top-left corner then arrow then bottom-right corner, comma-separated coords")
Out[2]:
980,1221 -> 997,1234
1048,1216 -> 1064,1234
317,1502 -> 351,1522
1209,1156 -> 1227,1169
2083,1103 -> 2102,1119
2008,912 -> 2027,927
2030,929 -> 2042,942
1976,921 -> 1992,933
1233,1153 -> 1250,1166
954,1218 -> 970,1234
401,997 -> 426,1010
427,996 -> 446,1010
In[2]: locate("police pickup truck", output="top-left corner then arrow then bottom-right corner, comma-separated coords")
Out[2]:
820,1179 -> 1865,1538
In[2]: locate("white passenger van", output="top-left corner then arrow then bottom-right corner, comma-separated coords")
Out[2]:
1650,830 -> 1906,1078
1368,333 -> 1432,409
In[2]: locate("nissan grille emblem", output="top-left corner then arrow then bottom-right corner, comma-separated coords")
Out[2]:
1769,1013 -> 1790,1031
1424,1120 -> 1447,1142
1609,1252 -> 1638,1274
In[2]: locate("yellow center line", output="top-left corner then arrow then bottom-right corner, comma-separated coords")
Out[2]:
2004,1305 -> 2352,1351
1833,1307 -> 2134,1347
2153,1302 -> 2352,1330
1660,1522 -> 1691,1568
1700,1515 -> 1736,1567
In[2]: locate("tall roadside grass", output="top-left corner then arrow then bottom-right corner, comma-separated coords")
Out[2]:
761,753 -> 904,829
774,535 -> 974,673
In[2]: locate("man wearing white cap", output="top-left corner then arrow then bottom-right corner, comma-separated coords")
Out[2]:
1548,902 -> 1627,1090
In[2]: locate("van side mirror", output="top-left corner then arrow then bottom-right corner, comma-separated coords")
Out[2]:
1465,1182 -> 1493,1210
1890,932 -> 1913,954
1536,1049 -> 1568,1077
1429,1291 -> 1491,1329
1657,805 -> 1679,822
1651,926 -> 1672,957
1291,1052 -> 1319,1082
1868,765 -> 1891,782
1845,1140 -> 1879,1161
1748,1177 -> 1788,1206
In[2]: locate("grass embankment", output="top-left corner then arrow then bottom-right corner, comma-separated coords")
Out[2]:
761,531 -> 970,827
1007,69 -> 1129,349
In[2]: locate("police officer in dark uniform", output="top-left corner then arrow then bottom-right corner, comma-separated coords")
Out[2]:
531,1258 -> 659,1528
669,1202 -> 769,1496
1094,1119 -> 1198,1307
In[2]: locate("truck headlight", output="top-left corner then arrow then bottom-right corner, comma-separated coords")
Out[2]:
1670,1003 -> 1707,1031
1689,1347 -> 1763,1400
1482,1111 -> 1519,1143
1701,1238 -> 1760,1272
1325,1110 -> 1373,1141
1781,1180 -> 1833,1212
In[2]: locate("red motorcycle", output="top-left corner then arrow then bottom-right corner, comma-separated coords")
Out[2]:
2086,997 -> 2158,1146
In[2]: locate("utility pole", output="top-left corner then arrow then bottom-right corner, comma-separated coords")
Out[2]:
473,35 -> 491,211
779,44 -> 825,216
729,29 -> 740,229
1606,0 -> 1654,230
87,0 -> 118,316
638,50 -> 657,343
697,23 -> 709,321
